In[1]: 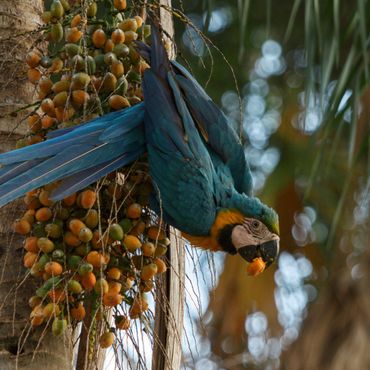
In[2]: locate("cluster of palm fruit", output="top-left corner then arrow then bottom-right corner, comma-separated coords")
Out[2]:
14,0 -> 168,349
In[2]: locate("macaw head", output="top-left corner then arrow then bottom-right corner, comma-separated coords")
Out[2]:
219,204 -> 280,275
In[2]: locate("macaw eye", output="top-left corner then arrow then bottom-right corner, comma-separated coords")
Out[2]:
252,220 -> 260,229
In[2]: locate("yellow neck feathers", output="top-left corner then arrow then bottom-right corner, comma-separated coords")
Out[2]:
182,209 -> 245,251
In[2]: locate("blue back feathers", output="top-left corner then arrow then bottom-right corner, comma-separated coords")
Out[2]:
0,22 -> 278,238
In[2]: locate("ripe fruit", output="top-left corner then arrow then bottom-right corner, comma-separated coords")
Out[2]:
71,303 -> 86,320
140,263 -> 158,281
24,237 -> 39,253
147,226 -> 166,241
28,68 -> 42,84
92,29 -> 106,48
111,29 -> 125,44
109,95 -> 130,110
154,258 -> 167,274
72,90 -> 89,105
94,278 -> 109,295
24,252 -> 38,268
123,235 -> 141,252
79,189 -> 97,209
99,332 -> 114,348
115,315 -> 130,330
14,219 -> 31,235
81,271 -> 96,291
103,291 -> 123,307
86,251 -> 106,268
141,242 -> 155,257
44,261 -> 63,276
26,51 -> 41,68
126,203 -> 141,218
69,219 -> 86,236
118,19 -> 138,32
43,302 -> 61,318
37,237 -> 55,253
35,207 -> 53,222
114,0 -> 126,11
246,257 -> 266,276
71,14 -> 82,27
63,193 -> 77,206
66,27 -> 83,43
64,231 -> 81,247
107,267 -> 121,280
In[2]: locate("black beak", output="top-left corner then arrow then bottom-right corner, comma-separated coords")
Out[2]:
238,239 -> 279,267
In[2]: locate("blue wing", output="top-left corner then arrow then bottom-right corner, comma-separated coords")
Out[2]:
171,62 -> 253,196
0,103 -> 145,205
142,26 -> 222,235
136,39 -> 253,196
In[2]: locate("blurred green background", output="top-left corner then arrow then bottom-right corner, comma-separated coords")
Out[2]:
170,1 -> 370,369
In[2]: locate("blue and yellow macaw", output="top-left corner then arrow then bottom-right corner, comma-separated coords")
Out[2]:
0,24 -> 279,273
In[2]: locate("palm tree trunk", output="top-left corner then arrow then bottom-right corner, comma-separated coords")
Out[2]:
0,1 -> 72,369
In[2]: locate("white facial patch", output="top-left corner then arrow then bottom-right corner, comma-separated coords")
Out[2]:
231,224 -> 256,250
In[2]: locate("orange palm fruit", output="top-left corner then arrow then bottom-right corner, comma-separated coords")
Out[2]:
154,258 -> 167,274
111,61 -> 124,78
123,235 -> 142,252
14,219 -> 32,234
66,27 -> 83,43
48,289 -> 66,303
126,203 -> 142,218
64,231 -> 82,247
28,68 -> 42,84
71,14 -> 82,27
246,257 -> 266,276
103,291 -> 123,307
92,29 -> 106,48
113,0 -> 126,10
86,251 -> 105,268
27,114 -> 42,133
81,271 -> 96,291
43,302 -> 61,318
107,267 -> 122,280
141,242 -> 155,257
38,77 -> 53,93
62,192 -> 77,206
115,315 -> 130,330
99,332 -> 114,348
35,207 -> 52,222
79,189 -> 97,209
26,51 -> 41,68
71,303 -> 86,321
44,261 -> 63,276
140,263 -> 158,281
69,219 -> 86,236
72,90 -> 89,105
41,115 -> 57,129
111,29 -> 125,44
41,98 -> 55,115
55,106 -> 75,121
104,39 -> 115,52
24,236 -> 39,253
118,18 -> 138,32
39,189 -> 54,206
134,16 -> 143,28
147,226 -> 166,240
23,252 -> 38,268
108,281 -> 122,294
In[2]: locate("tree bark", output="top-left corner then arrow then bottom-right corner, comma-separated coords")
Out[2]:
152,2 -> 185,370
0,1 -> 73,369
